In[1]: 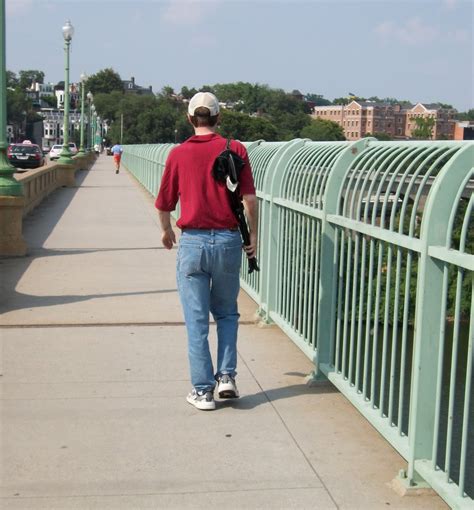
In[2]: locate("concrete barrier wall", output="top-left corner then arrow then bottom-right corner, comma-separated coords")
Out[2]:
0,152 -> 96,256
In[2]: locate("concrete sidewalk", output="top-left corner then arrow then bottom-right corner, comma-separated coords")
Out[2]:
0,155 -> 447,509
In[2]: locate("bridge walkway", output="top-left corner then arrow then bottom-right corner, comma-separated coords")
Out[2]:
0,155 -> 447,509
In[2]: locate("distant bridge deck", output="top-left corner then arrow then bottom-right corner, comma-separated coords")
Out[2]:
0,155 -> 447,509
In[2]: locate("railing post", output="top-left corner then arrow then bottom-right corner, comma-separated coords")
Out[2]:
407,143 -> 474,487
315,139 -> 372,378
260,139 -> 307,321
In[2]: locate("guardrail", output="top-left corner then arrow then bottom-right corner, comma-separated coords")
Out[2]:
122,139 -> 473,509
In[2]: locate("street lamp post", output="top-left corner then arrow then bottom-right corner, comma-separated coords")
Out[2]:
86,91 -> 93,151
0,0 -> 22,196
58,20 -> 74,165
78,72 -> 87,154
91,104 -> 96,152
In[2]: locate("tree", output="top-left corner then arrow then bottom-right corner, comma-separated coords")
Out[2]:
41,95 -> 57,108
411,116 -> 436,139
306,93 -> 331,106
219,110 -> 278,141
180,86 -> 198,99
364,132 -> 392,141
18,70 -> 44,90
6,70 -> 18,88
85,68 -> 123,95
161,86 -> 175,97
300,119 -> 345,141
7,88 -> 30,124
94,91 -> 127,123
333,97 -> 351,105
457,109 -> 474,121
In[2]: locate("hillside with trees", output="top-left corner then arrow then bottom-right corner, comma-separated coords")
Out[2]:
90,78 -> 345,144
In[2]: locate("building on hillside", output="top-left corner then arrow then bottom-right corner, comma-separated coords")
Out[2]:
454,121 -> 474,140
55,83 -> 80,110
312,101 -> 456,140
312,101 -> 407,140
39,109 -> 82,150
122,76 -> 153,95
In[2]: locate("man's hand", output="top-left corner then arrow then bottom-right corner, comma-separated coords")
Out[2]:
161,227 -> 176,250
243,231 -> 258,258
158,210 -> 176,249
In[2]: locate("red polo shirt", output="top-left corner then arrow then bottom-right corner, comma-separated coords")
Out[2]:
155,133 -> 256,230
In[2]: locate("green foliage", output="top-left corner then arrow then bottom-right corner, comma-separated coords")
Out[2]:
41,95 -> 57,108
93,91 -> 125,123
219,110 -> 278,141
364,132 -> 393,141
457,109 -> 474,121
97,93 -> 191,144
18,70 -> 44,89
161,86 -> 175,97
180,86 -> 198,99
6,70 -> 18,88
411,116 -> 436,139
86,68 -> 123,95
7,88 -> 30,124
300,119 -> 345,141
305,94 -> 331,106
333,97 -> 351,105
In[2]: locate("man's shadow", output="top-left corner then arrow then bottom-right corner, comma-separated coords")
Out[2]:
216,372 -> 338,410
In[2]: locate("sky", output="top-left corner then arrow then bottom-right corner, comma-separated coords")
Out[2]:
5,0 -> 474,111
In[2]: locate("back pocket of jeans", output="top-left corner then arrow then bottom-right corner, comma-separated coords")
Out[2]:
223,245 -> 242,274
178,245 -> 203,276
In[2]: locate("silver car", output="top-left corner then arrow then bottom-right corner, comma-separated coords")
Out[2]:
49,145 -> 63,160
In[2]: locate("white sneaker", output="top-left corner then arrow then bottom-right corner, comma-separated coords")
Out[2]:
217,374 -> 240,399
186,389 -> 216,410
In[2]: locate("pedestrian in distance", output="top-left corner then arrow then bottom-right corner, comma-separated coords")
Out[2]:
155,92 -> 258,411
111,142 -> 123,174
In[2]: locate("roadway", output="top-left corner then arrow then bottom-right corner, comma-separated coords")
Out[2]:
0,155 -> 447,509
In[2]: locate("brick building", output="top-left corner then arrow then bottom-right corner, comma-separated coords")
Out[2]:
312,101 -> 456,140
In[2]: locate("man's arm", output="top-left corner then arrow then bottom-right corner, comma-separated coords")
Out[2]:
157,210 -> 176,249
242,194 -> 258,258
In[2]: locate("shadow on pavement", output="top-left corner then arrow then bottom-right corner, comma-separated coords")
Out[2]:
217,382 -> 339,410
0,288 -> 176,314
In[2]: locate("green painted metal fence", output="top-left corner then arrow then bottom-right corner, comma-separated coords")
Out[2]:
122,139 -> 473,509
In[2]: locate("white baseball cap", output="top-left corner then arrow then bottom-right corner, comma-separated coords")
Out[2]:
188,92 -> 220,116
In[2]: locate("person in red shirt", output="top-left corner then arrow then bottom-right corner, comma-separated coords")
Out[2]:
155,92 -> 258,410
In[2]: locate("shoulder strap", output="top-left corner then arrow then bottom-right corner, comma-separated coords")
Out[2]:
226,138 -> 231,150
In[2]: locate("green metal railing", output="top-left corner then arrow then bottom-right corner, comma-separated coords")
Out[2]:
122,139 -> 473,509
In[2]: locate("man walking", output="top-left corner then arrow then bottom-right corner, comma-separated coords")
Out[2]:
155,92 -> 258,410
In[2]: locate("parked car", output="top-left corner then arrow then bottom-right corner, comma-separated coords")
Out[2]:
68,142 -> 78,155
49,145 -> 63,160
7,141 -> 45,170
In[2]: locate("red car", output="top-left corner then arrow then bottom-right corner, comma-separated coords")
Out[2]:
7,141 -> 45,170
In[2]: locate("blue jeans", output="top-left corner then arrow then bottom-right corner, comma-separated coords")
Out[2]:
177,229 -> 242,393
